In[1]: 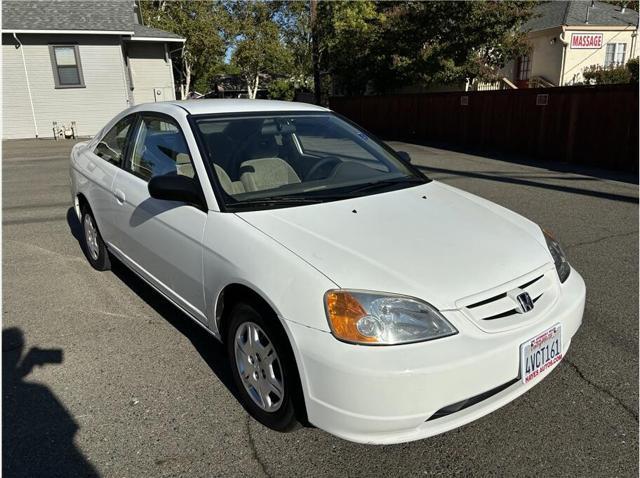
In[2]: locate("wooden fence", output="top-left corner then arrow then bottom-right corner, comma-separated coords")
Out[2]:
329,84 -> 639,173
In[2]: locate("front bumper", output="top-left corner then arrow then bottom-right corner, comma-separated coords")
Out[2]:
286,269 -> 586,444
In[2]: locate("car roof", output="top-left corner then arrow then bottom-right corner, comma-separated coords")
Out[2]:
156,99 -> 330,115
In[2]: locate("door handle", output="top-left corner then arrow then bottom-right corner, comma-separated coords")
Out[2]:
114,189 -> 126,204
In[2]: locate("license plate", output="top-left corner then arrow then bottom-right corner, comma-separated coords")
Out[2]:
520,324 -> 562,384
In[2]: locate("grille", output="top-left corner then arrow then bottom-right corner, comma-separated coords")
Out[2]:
457,267 -> 558,332
466,274 -> 544,321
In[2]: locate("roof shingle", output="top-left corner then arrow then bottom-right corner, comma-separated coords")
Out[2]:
524,0 -> 638,32
2,0 -> 134,32
2,0 -> 183,40
132,24 -> 183,40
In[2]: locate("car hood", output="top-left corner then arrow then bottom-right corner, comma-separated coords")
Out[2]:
236,181 -> 552,310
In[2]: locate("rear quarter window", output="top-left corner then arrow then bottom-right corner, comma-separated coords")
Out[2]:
93,116 -> 135,166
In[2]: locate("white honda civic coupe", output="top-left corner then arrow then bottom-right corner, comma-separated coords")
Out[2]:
70,99 -> 585,444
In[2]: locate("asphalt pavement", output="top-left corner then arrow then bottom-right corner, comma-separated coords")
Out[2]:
3,138 -> 638,477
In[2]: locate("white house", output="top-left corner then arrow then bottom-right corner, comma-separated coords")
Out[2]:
509,0 -> 639,87
2,0 -> 185,139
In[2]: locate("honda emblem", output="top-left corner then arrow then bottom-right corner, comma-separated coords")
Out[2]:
516,292 -> 534,313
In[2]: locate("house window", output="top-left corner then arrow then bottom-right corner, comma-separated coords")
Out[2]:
517,55 -> 531,80
605,43 -> 626,67
49,45 -> 85,88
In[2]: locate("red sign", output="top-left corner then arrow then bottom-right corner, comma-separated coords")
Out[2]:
570,33 -> 603,49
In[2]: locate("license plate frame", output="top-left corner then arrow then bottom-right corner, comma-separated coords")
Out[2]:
520,324 -> 563,384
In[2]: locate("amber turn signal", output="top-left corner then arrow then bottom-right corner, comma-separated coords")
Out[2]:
324,290 -> 379,343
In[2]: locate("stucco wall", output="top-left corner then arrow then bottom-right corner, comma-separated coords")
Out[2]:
2,34 -> 130,139
529,28 -> 564,85
562,27 -> 638,85
126,42 -> 176,105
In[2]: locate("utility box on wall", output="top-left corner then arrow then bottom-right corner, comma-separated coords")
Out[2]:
152,87 -> 175,102
153,88 -> 164,102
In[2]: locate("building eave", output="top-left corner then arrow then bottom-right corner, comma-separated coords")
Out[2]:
526,26 -> 564,37
528,24 -> 638,35
3,28 -> 135,35
562,24 -> 638,31
126,36 -> 185,43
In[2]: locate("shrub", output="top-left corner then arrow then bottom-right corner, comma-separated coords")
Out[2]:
626,57 -> 639,83
582,61 -> 636,85
267,79 -> 296,101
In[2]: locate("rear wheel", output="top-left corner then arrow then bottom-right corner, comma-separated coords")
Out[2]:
226,301 -> 299,431
81,207 -> 110,271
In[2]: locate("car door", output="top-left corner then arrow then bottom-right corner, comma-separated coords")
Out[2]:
110,113 -> 208,323
77,115 -> 135,245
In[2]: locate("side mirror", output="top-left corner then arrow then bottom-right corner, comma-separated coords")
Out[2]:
148,174 -> 206,209
396,151 -> 412,164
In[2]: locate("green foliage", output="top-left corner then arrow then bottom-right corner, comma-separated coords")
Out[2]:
193,76 -> 213,95
309,1 -> 535,96
278,1 -> 313,88
601,0 -> 639,10
582,62 -> 635,84
267,78 -> 296,101
226,1 -> 293,98
315,1 -> 386,95
141,1 -> 228,97
141,0 -> 539,99
370,1 -> 535,92
627,58 -> 639,83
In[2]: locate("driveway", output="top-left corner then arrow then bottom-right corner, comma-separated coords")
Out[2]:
3,138 -> 638,477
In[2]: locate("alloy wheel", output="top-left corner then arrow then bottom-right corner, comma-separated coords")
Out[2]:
83,214 -> 99,261
234,321 -> 285,412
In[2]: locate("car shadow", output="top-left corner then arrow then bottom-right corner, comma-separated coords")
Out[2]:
66,207 -> 241,404
3,327 -> 99,477
415,164 -> 639,204
392,138 -> 639,185
67,207 -> 83,242
129,197 -> 182,228
108,259 -> 243,403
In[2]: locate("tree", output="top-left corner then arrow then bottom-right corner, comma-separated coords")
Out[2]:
141,1 -> 537,102
141,1 -> 228,98
267,78 -> 296,100
278,1 -> 313,89
369,1 -> 535,92
602,0 -> 640,10
315,1 -> 385,97
310,0 -> 320,103
628,57 -> 639,83
226,1 -> 292,99
304,1 -> 535,97
265,1 -> 385,103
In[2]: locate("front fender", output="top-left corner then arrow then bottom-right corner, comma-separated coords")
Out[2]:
202,212 -> 338,335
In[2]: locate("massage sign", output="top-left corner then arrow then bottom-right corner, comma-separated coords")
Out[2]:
570,33 -> 603,49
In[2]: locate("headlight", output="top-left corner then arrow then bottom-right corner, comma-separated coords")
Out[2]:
543,229 -> 571,283
324,290 -> 458,345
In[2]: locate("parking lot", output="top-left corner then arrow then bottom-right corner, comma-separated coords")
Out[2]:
3,138 -> 638,477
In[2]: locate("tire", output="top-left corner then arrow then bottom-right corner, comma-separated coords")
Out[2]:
226,301 -> 302,431
80,207 -> 111,271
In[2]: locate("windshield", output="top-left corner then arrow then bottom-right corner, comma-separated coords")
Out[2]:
191,112 -> 427,210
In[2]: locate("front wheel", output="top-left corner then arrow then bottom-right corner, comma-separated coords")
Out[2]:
226,302 -> 299,431
81,207 -> 110,271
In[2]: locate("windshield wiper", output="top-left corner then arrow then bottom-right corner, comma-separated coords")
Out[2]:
228,178 -> 426,210
339,177 -> 425,195
229,195 -> 326,210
